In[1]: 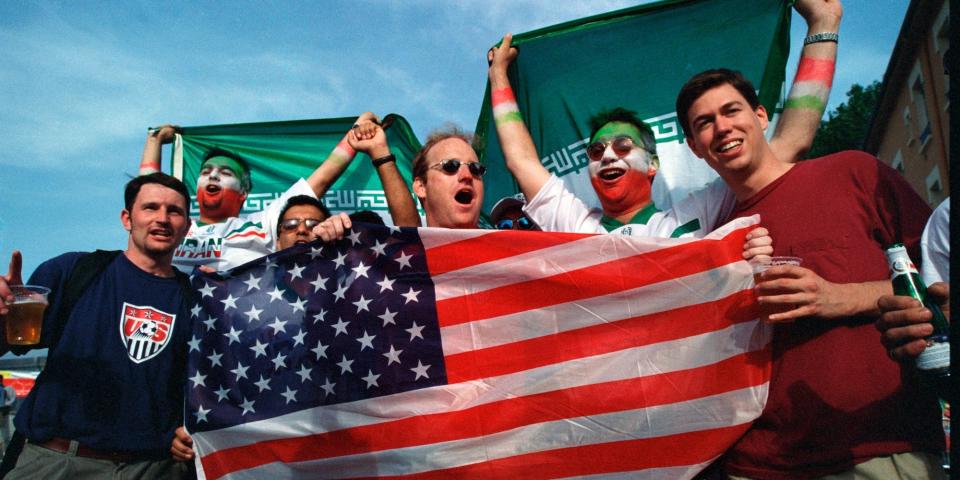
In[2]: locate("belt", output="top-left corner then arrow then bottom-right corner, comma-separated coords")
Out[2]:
34,437 -> 155,464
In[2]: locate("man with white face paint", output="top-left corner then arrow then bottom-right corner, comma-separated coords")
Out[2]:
583,108 -> 661,232
139,112 -> 417,272
486,0 -> 841,239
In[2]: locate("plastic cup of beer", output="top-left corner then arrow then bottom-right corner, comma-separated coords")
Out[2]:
4,285 -> 50,345
751,257 -> 801,322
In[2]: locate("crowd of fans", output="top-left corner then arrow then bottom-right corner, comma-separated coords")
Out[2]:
0,0 -> 950,478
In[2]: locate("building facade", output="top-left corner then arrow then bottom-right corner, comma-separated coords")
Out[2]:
863,0 -> 950,207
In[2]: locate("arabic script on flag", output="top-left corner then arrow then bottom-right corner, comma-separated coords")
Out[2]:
185,217 -> 771,479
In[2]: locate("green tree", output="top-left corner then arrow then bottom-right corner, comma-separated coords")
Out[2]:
806,80 -> 882,158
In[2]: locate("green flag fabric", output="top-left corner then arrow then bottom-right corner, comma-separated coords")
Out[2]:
171,115 -> 422,223
475,0 -> 791,216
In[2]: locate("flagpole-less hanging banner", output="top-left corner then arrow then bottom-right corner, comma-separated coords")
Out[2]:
474,0 -> 791,217
185,216 -> 772,479
171,115 -> 423,222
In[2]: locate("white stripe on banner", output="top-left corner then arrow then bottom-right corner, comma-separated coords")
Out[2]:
440,261 -> 752,355
235,386 -> 763,479
431,231 -> 694,301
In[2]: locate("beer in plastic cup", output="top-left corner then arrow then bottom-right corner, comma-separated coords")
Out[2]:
4,285 -> 50,345
751,257 -> 801,322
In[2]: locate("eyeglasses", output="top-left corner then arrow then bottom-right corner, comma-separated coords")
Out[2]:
280,218 -> 322,232
586,136 -> 649,162
428,159 -> 487,177
496,216 -> 535,230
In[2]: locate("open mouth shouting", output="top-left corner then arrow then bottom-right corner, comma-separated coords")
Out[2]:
597,167 -> 626,183
454,188 -> 475,205
205,183 -> 223,196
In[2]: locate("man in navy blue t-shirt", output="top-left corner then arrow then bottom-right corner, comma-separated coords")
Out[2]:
0,173 -> 194,479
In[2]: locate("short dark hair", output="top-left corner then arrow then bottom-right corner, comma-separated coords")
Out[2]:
588,107 -> 657,153
278,195 -> 330,234
202,147 -> 254,192
412,126 -> 477,181
349,210 -> 385,226
676,68 -> 760,139
125,173 -> 191,213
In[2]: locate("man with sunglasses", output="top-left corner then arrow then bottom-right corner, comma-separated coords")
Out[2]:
409,128 -> 487,229
490,194 -> 540,231
276,195 -> 331,251
315,127 -> 488,240
486,0 -> 840,239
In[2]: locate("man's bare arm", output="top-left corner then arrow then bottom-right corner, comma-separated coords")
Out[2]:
756,265 -> 890,322
487,33 -> 551,202
139,125 -> 179,175
304,113 -> 379,197
769,0 -> 842,162
348,118 -> 421,227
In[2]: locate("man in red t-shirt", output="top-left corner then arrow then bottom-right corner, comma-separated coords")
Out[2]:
675,70 -> 944,479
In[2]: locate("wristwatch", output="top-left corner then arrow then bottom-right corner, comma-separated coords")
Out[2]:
804,32 -> 839,45
372,154 -> 396,167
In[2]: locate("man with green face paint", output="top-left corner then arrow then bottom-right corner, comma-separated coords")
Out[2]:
139,112 -> 419,272
487,0 -> 840,239
583,109 -> 660,232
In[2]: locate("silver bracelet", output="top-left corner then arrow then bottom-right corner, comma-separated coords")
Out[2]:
804,32 -> 839,45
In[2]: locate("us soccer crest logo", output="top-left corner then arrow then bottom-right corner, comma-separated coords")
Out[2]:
120,303 -> 176,363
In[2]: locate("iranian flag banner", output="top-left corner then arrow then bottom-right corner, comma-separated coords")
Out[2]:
474,0 -> 791,217
170,115 -> 423,222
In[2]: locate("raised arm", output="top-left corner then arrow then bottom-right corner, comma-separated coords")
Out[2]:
487,34 -> 551,202
769,0 -> 842,162
348,117 -> 421,227
139,125 -> 179,175
304,113 -> 375,197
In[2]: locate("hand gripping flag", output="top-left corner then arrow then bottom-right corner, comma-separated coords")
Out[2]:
185,216 -> 771,479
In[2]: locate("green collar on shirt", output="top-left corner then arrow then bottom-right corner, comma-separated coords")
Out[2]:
600,203 -> 660,232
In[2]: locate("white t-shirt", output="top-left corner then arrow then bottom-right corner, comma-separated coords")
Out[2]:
920,197 -> 949,285
173,179 -> 315,272
524,174 -> 736,239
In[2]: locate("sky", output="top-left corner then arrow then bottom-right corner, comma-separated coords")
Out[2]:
0,0 -> 910,282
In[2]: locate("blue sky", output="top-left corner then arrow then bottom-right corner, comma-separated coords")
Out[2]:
0,0 -> 908,281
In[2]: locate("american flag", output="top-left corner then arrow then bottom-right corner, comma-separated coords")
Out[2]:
185,216 -> 771,479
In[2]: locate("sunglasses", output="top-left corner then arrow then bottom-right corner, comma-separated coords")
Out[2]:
280,218 -> 322,232
429,159 -> 487,177
586,136 -> 649,162
496,216 -> 535,230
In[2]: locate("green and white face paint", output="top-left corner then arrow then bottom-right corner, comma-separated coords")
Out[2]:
198,156 -> 246,193
588,122 -> 657,217
197,156 -> 249,221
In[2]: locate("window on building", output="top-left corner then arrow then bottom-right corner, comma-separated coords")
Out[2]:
903,107 -> 914,145
933,3 -> 949,99
908,64 -> 932,148
925,166 -> 945,206
891,150 -> 905,174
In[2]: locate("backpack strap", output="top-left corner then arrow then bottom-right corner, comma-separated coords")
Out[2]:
44,250 -> 123,352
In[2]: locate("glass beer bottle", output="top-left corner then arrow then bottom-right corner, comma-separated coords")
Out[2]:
884,243 -> 950,379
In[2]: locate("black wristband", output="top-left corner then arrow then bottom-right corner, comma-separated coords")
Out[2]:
372,154 -> 396,167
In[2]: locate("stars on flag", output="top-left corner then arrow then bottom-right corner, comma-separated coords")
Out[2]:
185,225 -> 446,432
